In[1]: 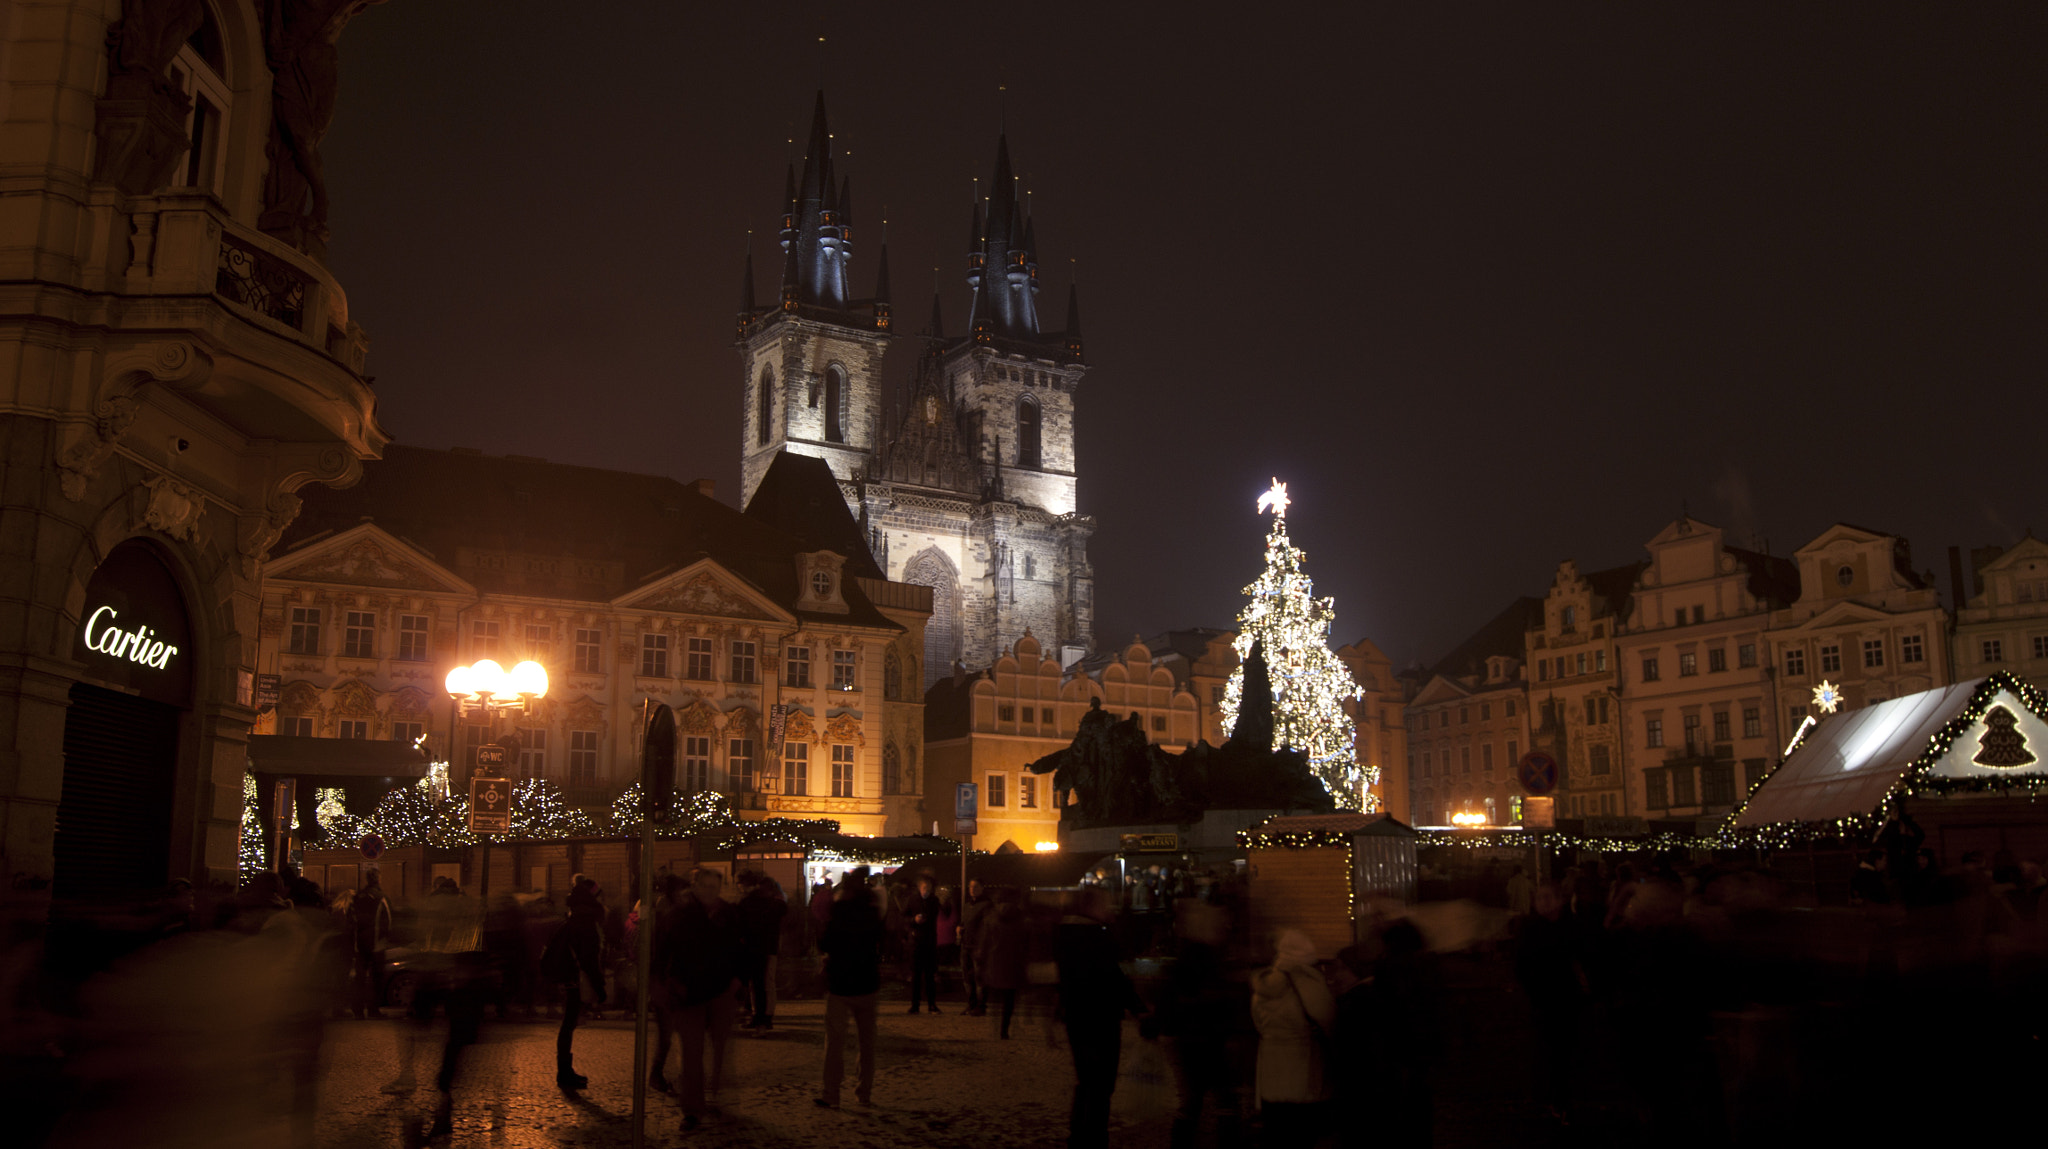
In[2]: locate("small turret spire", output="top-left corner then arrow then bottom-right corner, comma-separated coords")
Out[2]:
873,239 -> 892,330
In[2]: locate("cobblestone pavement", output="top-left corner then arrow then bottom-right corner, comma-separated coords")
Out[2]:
311,1001 -> 1178,1149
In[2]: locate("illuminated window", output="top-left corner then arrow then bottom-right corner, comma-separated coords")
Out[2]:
524,623 -> 552,657
519,729 -> 547,779
782,741 -> 809,796
686,637 -> 714,680
1679,652 -> 1698,677
729,738 -> 756,793
730,640 -> 757,683
640,633 -> 669,678
392,721 -> 425,748
830,744 -> 855,798
683,736 -> 710,791
470,620 -> 500,658
569,730 -> 599,786
341,611 -> 375,659
833,649 -> 857,689
574,628 -> 602,673
288,607 -> 321,655
786,645 -> 811,687
1019,775 -> 1038,808
398,615 -> 430,662
882,742 -> 901,794
986,772 -> 1006,807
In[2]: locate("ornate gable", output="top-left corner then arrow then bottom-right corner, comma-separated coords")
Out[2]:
823,712 -> 866,747
724,706 -> 758,737
875,344 -> 982,496
334,679 -> 379,717
676,699 -> 721,735
782,709 -> 815,743
272,527 -> 465,593
622,566 -> 784,622
564,694 -> 603,728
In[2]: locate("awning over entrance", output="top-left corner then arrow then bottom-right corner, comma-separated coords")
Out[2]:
246,734 -> 433,780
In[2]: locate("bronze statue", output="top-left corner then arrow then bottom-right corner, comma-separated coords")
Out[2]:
260,0 -> 386,252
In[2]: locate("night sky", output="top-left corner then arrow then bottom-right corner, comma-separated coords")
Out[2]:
323,3 -> 2046,668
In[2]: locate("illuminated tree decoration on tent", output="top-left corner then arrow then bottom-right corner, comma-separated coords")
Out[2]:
1973,705 -> 2036,768
1220,478 -> 1372,810
239,772 -> 266,882
509,777 -> 598,839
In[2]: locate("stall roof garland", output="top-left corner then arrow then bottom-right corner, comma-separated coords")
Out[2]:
1721,671 -> 2048,848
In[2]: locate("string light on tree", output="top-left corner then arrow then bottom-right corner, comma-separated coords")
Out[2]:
1220,478 -> 1373,810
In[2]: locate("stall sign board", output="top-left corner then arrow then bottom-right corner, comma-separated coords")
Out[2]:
475,744 -> 508,771
1523,796 -> 1556,829
953,818 -> 977,836
255,674 -> 281,711
1120,833 -> 1181,853
469,775 -> 512,834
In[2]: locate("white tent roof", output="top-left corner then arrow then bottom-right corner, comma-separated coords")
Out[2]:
1731,676 -> 2048,829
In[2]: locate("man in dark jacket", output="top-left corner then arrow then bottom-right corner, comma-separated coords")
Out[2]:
547,878 -> 606,1090
1058,886 -> 1149,1149
959,878 -> 993,1016
737,876 -> 789,1029
816,867 -> 885,1108
665,867 -> 743,1131
904,874 -> 942,1013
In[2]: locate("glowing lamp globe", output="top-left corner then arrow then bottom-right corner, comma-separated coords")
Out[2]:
509,659 -> 549,699
444,665 -> 475,701
470,659 -> 507,698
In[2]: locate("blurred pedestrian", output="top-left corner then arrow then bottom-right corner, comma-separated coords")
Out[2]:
348,870 -> 391,1019
961,878 -> 993,1016
1251,929 -> 1334,1147
739,875 -> 789,1030
977,889 -> 1030,1038
666,867 -> 743,1131
645,873 -> 685,1095
542,877 -> 606,1090
817,867 -> 884,1109
1156,899 -> 1239,1149
1058,886 -> 1149,1149
1368,918 -> 1438,1149
905,874 -> 942,1013
1505,865 -> 1534,917
1515,882 -> 1586,1122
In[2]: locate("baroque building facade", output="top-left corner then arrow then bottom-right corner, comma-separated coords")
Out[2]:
260,447 -> 931,838
1337,637 -> 1409,823
734,95 -> 1093,688
1614,517 -> 1797,823
0,1 -> 388,900
1952,535 -> 2048,694
1765,524 -> 1949,732
923,634 -> 1199,854
1524,560 -> 1643,821
1404,600 -> 1538,827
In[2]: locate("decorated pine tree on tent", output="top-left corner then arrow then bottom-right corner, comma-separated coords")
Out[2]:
509,777 -> 598,840
1220,479 -> 1373,810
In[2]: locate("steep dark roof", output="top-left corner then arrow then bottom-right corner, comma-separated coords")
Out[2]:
922,673 -> 976,741
1429,597 -> 1544,683
741,452 -> 883,580
1726,546 -> 1801,609
1585,561 -> 1646,618
1144,627 -> 1233,665
280,446 -> 898,630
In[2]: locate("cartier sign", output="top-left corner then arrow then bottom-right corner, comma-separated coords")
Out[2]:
74,542 -> 193,705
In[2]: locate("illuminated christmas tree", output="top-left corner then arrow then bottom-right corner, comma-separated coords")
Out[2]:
239,773 -> 267,883
509,778 -> 598,840
1220,480 -> 1373,810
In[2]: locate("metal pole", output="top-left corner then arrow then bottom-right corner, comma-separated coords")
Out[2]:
630,814 -> 655,1148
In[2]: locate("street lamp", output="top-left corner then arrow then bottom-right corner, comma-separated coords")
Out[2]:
446,658 -> 548,900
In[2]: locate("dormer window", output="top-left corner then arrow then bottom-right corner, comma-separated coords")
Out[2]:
795,551 -> 849,615
811,571 -> 832,598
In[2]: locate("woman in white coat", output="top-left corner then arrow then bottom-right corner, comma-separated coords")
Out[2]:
1251,929 -> 1338,1147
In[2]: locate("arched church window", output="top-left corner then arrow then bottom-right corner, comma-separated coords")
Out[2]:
756,366 -> 774,446
902,550 -> 959,691
883,742 -> 901,794
824,366 -> 846,443
884,648 -> 902,700
1016,395 -> 1041,468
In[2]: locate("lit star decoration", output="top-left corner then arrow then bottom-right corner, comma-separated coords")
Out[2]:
1812,680 -> 1844,714
1220,480 -> 1374,810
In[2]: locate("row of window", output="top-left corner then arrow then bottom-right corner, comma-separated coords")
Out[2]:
1976,636 -> 2048,663
1412,739 -> 1522,778
1407,697 -> 1518,731
1639,643 -> 1761,682
1642,759 -> 1770,810
1644,706 -> 1764,749
1781,633 -> 1925,677
982,772 -> 1042,810
1537,649 -> 1609,681
284,609 -> 906,696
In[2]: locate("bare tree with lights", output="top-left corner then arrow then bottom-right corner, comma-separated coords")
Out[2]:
1220,479 -> 1373,810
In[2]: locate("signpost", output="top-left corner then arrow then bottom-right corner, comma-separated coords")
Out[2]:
359,832 -> 384,861
953,782 -> 977,912
631,703 -> 676,1149
468,755 -> 512,904
1516,751 -> 1559,796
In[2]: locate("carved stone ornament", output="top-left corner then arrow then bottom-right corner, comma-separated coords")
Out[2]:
58,397 -> 141,501
565,694 -> 604,728
782,709 -> 815,744
823,712 -> 867,747
676,700 -> 721,735
238,489 -> 303,579
284,537 -> 441,590
636,572 -> 776,621
333,678 -> 378,717
139,474 -> 206,541
724,706 -> 757,737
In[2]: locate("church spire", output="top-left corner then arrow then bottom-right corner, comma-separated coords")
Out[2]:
1063,280 -> 1084,361
873,237 -> 892,330
970,133 -> 1040,338
735,240 -> 757,342
776,90 -> 854,311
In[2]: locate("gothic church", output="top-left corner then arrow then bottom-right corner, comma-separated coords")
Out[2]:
736,94 -> 1095,688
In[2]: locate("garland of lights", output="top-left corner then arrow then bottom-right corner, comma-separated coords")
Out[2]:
1219,481 -> 1375,811
1721,671 -> 2048,848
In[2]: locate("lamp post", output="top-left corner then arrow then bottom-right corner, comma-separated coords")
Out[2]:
446,657 -> 549,901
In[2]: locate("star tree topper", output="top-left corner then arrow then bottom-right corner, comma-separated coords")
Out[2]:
1812,680 -> 1843,714
1257,478 -> 1289,518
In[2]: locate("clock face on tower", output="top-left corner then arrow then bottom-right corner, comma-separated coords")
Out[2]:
811,571 -> 832,598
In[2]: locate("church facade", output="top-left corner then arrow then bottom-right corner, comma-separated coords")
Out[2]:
735,95 -> 1095,689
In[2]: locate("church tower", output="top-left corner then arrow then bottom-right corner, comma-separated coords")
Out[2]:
736,93 -> 893,508
738,104 -> 1093,688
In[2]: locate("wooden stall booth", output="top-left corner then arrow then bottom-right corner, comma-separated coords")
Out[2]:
1244,812 -> 1419,959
